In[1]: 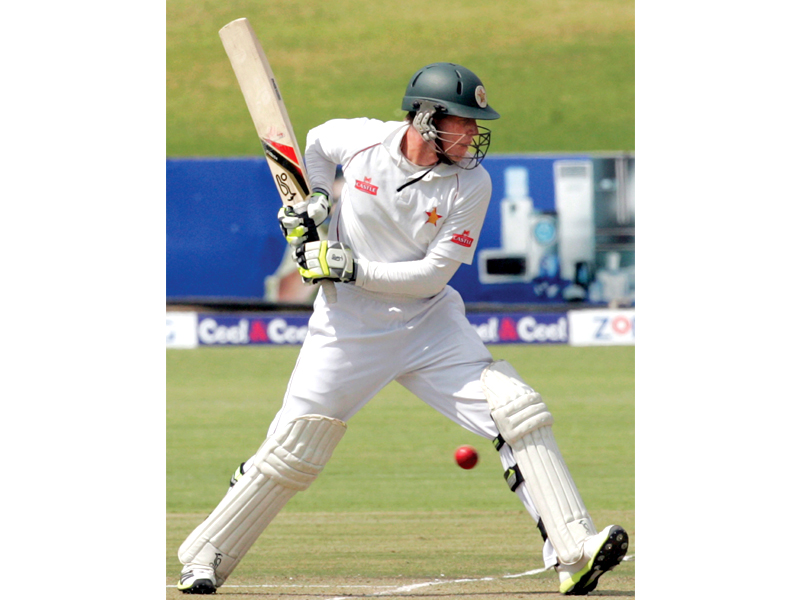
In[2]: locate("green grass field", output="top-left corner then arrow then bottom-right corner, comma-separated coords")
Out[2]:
167,344 -> 634,597
167,0 -> 634,157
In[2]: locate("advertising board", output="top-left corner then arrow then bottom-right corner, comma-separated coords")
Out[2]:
567,309 -> 635,346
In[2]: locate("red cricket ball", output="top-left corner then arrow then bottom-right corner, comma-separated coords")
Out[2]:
454,445 -> 479,469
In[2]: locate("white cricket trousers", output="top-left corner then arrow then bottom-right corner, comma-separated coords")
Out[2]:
269,283 -> 495,437
268,282 -> 557,568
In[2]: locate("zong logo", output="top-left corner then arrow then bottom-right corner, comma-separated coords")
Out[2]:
593,315 -> 634,340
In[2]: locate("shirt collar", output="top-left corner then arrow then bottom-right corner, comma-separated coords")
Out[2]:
383,123 -> 462,179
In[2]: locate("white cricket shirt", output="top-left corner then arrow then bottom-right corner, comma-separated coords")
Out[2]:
305,118 -> 493,271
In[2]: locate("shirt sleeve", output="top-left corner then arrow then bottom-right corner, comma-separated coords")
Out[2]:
426,168 -> 493,265
305,118 -> 394,196
354,252 -> 461,298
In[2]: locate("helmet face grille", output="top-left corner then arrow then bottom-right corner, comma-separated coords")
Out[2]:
461,127 -> 491,170
434,126 -> 492,170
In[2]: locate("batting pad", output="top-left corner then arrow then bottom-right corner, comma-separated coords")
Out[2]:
178,415 -> 347,585
481,361 -> 596,565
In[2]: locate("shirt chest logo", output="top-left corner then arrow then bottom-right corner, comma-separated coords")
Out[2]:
355,176 -> 379,195
425,208 -> 443,226
451,230 -> 474,248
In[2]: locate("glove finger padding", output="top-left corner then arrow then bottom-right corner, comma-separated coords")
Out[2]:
296,241 -> 356,283
278,205 -> 318,247
277,192 -> 330,247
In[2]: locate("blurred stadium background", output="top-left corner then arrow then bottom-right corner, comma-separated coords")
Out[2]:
167,0 -> 634,596
167,0 -> 635,324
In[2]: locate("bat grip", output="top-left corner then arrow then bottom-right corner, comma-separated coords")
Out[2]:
321,280 -> 337,304
303,225 -> 337,304
306,227 -> 336,304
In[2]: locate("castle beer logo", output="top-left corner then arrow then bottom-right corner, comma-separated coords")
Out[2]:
355,176 -> 378,195
451,230 -> 474,247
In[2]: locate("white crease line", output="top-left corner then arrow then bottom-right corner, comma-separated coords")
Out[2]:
329,553 -> 635,599
374,570 -> 549,595
167,555 -> 635,596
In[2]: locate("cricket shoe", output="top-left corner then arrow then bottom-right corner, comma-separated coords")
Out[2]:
177,564 -> 217,595
556,524 -> 628,595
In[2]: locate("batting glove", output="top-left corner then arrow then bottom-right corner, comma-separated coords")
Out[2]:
278,191 -> 330,247
295,241 -> 356,283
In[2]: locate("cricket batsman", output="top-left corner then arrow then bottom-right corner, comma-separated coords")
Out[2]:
177,62 -> 628,595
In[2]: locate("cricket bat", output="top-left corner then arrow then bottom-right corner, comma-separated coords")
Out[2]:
219,17 -> 336,303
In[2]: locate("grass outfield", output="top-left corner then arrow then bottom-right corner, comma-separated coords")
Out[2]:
166,344 -> 634,596
167,0 -> 634,156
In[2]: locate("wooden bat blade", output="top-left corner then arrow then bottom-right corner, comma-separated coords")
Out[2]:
262,140 -> 309,200
219,17 -> 308,206
219,18 -> 337,303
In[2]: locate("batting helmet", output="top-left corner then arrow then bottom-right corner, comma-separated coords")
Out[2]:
401,62 -> 500,120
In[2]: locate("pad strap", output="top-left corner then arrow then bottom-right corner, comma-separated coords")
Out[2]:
503,465 -> 524,491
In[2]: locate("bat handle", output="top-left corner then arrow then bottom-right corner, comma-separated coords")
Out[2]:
322,280 -> 337,304
304,226 -> 337,304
